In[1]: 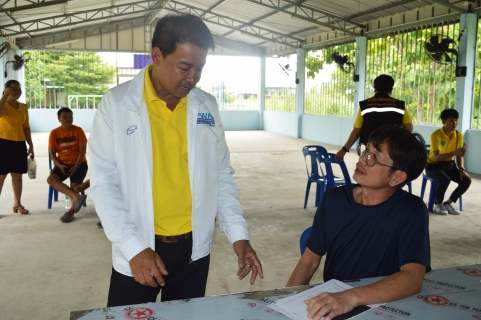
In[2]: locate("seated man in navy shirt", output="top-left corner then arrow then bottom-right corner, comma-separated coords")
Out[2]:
287,125 -> 430,320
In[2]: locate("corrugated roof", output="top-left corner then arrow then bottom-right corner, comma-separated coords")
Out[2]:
0,0 -> 476,55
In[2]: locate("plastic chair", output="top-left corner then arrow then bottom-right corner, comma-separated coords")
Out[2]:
302,145 -> 329,209
47,152 -> 86,209
299,226 -> 312,255
420,145 -> 462,212
316,152 -> 352,193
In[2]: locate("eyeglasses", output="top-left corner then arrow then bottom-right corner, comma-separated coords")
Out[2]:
357,143 -> 397,170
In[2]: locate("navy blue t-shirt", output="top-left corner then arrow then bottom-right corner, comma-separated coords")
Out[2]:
306,184 -> 431,282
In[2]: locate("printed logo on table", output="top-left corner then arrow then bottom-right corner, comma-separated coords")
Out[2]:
197,112 -> 216,127
124,307 -> 154,319
462,268 -> 481,277
248,302 -> 256,307
423,295 -> 450,306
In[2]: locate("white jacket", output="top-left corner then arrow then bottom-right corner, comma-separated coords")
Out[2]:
89,67 -> 250,276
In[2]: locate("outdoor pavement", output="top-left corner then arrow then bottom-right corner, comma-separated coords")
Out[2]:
0,130 -> 480,319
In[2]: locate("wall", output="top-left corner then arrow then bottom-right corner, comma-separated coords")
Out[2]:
29,109 -> 259,132
219,110 -> 259,130
263,110 -> 297,137
29,109 -> 97,132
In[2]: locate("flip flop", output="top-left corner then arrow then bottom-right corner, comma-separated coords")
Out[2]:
60,212 -> 75,223
74,195 -> 87,213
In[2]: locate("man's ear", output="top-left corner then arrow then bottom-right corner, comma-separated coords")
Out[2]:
151,47 -> 163,65
390,170 -> 407,187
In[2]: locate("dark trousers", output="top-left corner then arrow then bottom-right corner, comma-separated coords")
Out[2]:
107,236 -> 210,307
426,162 -> 471,203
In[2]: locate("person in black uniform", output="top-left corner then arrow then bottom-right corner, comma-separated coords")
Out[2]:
336,74 -> 413,162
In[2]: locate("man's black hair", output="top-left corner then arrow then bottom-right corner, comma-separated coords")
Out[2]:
369,125 -> 426,187
373,74 -> 395,93
57,107 -> 73,118
152,13 -> 215,58
440,108 -> 459,120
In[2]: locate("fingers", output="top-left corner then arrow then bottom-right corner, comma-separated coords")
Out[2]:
130,248 -> 168,288
306,299 -> 339,320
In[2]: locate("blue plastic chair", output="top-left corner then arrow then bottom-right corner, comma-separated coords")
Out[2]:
299,226 -> 312,255
420,145 -> 462,212
302,145 -> 329,209
316,152 -> 352,192
47,152 -> 86,209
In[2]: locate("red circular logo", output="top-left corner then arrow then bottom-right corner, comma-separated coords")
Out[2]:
423,295 -> 450,306
124,307 -> 155,319
462,268 -> 481,277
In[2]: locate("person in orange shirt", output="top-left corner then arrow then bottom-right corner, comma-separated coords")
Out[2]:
0,80 -> 34,215
47,107 -> 88,222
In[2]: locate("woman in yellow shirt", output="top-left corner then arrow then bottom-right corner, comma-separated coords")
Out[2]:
0,80 -> 34,214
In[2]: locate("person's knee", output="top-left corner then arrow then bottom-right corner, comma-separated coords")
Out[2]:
47,174 -> 60,185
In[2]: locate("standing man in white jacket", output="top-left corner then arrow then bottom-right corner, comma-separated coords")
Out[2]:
89,13 -> 263,307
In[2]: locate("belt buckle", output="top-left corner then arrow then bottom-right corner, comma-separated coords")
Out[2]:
161,236 -> 178,243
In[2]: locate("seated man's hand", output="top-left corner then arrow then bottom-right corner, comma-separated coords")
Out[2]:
129,248 -> 168,287
58,164 -> 69,175
304,290 -> 356,320
67,165 -> 79,178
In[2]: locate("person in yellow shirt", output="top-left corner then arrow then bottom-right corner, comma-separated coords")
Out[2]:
336,75 -> 413,162
0,80 -> 34,214
89,13 -> 263,307
426,109 -> 471,215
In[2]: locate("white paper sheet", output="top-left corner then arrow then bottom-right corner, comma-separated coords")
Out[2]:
273,279 -> 382,320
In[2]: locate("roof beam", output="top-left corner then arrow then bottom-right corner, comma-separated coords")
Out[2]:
429,0 -> 466,12
221,0 -> 304,42
0,0 -> 165,37
144,0 -> 171,25
212,34 -> 265,56
163,0 -> 303,48
243,0 -> 362,36
0,0 -> 70,14
16,17 -> 146,49
2,0 -> 302,48
15,16 -> 265,56
344,0 -> 420,21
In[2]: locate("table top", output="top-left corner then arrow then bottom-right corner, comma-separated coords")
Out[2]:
71,264 -> 481,320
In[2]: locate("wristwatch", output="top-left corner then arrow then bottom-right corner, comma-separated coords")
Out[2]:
459,166 -> 467,171
342,146 -> 349,153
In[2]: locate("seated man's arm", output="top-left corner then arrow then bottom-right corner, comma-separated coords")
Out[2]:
305,262 -> 426,320
286,248 -> 322,287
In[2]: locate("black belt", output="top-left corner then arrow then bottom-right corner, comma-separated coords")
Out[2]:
155,231 -> 192,243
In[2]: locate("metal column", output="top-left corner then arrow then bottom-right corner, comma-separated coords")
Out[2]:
295,48 -> 306,138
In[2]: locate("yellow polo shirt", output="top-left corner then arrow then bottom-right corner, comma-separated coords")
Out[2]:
144,65 -> 192,236
0,102 -> 30,141
428,128 -> 463,164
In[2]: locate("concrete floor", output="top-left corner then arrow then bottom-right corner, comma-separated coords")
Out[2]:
1,131 -> 480,319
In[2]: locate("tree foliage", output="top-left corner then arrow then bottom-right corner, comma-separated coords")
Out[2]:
24,51 -> 116,109
303,22 -> 481,128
